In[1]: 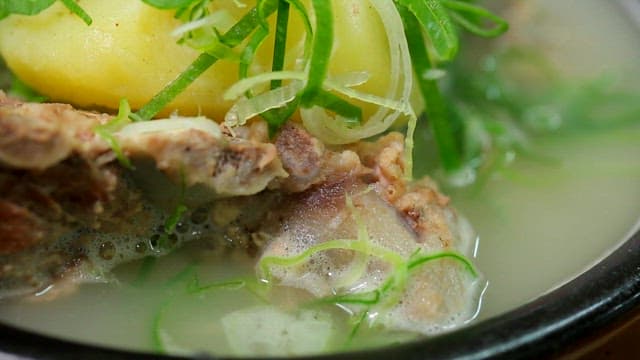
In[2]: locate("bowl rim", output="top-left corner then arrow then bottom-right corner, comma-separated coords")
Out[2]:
0,226 -> 638,360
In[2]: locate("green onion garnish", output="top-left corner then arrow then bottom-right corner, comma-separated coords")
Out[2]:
136,2 -> 279,121
398,4 -> 463,171
270,0 -> 290,89
442,0 -> 509,37
59,0 -> 92,25
396,0 -> 458,61
0,0 -> 92,24
94,99 -> 134,169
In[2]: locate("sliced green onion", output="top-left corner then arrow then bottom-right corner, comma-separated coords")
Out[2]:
136,2 -> 279,120
404,113 -> 418,181
301,0 -> 414,144
188,35 -> 240,61
151,298 -> 172,353
94,99 -> 134,169
299,0 -> 334,106
152,274 -> 253,353
132,256 -> 157,287
2,0 -> 55,16
142,0 -> 194,10
284,0 -> 313,58
164,205 -> 187,234
170,10 -> 235,39
322,79 -> 411,115
333,195 -> 372,288
239,26 -> 270,83
270,0 -> 290,89
346,310 -> 369,345
395,0 -> 458,61
311,90 -> 362,126
187,276 -> 246,294
163,264 -> 198,288
0,2 -> 92,28
312,290 -> 381,306
256,0 -> 274,30
330,72 -> 370,88
9,77 -> 47,103
442,0 -> 509,38
259,238 -> 406,285
225,81 -> 303,127
135,53 -> 216,121
398,4 -> 463,171
224,70 -> 305,101
408,251 -> 478,277
59,0 -> 92,25
225,71 -> 373,102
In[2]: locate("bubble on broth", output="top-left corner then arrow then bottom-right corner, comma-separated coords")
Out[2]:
0,197 -> 245,299
82,203 -> 231,274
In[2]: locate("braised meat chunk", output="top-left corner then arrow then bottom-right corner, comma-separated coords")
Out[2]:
0,94 -> 479,334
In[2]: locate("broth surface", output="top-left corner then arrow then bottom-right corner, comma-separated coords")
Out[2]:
453,127 -> 640,320
0,125 -> 638,355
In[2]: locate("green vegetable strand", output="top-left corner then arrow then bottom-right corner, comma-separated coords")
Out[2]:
254,0 -> 298,134
136,53 -> 214,121
398,5 -> 463,171
260,237 -> 477,315
187,277 -> 246,294
164,264 -> 198,288
0,0 -> 55,19
403,113 -> 417,181
259,192 -> 478,315
313,291 -> 381,306
309,90 -> 363,126
270,0 -> 290,90
151,299 -> 170,353
239,26 -> 269,84
59,0 -> 92,25
395,0 -> 458,61
0,0 -> 91,24
153,204 -> 187,252
441,0 -> 509,37
9,77 -> 47,103
152,274 -> 258,353
133,257 -> 157,287
298,0 -> 362,125
136,2 -> 279,120
260,239 -> 404,285
346,310 -> 368,345
299,0 -> 333,106
164,205 -> 187,235
141,0 -> 194,10
284,0 -> 313,57
94,99 -> 134,169
408,251 -> 478,277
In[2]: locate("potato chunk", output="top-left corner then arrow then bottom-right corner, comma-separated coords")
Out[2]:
0,0 -> 390,120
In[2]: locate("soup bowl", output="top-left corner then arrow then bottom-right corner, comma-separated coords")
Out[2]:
0,0 -> 639,359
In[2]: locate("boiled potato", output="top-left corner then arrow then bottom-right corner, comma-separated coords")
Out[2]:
0,0 -> 390,120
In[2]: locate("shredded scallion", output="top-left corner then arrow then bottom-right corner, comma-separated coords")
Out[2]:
94,99 -> 134,169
